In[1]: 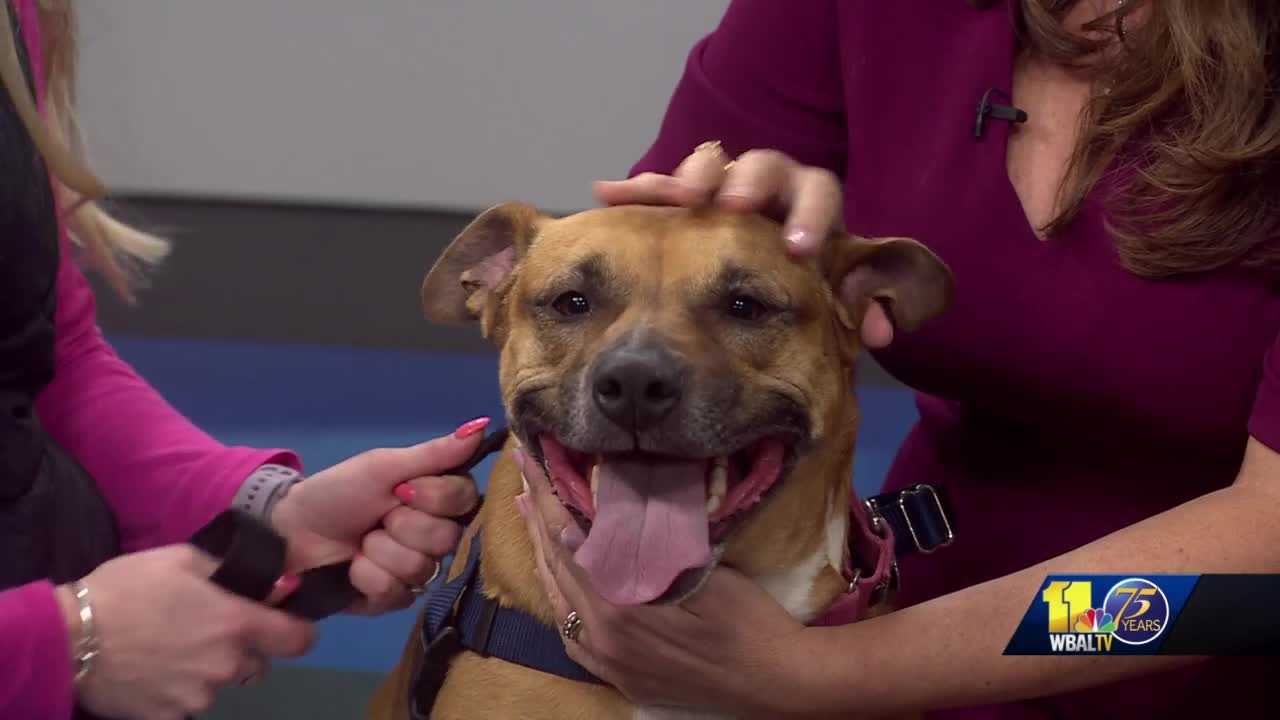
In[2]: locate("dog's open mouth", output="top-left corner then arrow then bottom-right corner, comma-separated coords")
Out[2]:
534,434 -> 792,606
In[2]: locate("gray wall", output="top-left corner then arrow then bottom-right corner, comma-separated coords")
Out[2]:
77,1 -> 729,214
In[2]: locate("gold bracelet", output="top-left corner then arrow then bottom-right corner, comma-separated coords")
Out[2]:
70,581 -> 100,687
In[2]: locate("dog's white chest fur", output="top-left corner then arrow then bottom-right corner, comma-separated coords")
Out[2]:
633,498 -> 847,720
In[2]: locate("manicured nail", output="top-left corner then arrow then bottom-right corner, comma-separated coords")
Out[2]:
784,227 -> 818,254
274,573 -> 301,597
560,524 -> 586,552
394,483 -> 416,503
515,493 -> 530,518
454,417 -> 491,439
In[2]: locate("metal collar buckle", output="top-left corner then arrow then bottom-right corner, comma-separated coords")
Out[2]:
898,484 -> 954,554
863,497 -> 886,537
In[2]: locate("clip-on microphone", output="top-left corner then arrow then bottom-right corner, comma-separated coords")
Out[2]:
974,87 -> 1028,138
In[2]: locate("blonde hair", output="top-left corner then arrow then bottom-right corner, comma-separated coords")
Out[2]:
1,0 -> 166,301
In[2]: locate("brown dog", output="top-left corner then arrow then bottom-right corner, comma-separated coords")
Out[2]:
368,203 -> 952,719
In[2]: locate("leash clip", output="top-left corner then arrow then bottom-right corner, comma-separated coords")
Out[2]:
860,497 -> 901,606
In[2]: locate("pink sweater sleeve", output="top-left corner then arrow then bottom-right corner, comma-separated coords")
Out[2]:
3,3 -> 296,716
34,241 -> 301,553
0,583 -> 74,720
0,248 -> 299,717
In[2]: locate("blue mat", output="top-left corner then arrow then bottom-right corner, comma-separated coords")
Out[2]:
109,335 -> 917,672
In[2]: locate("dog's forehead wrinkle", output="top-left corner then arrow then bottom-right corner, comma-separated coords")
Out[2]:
574,252 -> 610,285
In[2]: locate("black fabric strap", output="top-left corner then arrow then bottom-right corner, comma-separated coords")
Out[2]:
866,483 -> 955,557
190,510 -> 286,603
188,427 -> 511,620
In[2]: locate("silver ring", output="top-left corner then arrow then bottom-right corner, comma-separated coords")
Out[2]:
410,563 -> 443,596
560,610 -> 584,642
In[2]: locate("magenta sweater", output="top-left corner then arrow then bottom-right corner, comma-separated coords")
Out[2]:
631,1 -> 1280,716
0,3 -> 298,717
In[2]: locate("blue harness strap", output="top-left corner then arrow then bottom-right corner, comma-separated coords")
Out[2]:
411,527 -> 600,718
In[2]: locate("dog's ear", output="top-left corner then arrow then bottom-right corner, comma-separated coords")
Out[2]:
422,202 -> 545,327
823,233 -> 954,338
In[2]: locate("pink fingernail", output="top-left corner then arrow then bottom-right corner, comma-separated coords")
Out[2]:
274,573 -> 301,597
394,483 -> 416,503
515,493 -> 530,518
560,524 -> 586,552
784,227 -> 817,253
454,417 -> 491,439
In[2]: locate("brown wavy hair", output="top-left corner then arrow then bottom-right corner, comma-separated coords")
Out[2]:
982,0 -> 1280,278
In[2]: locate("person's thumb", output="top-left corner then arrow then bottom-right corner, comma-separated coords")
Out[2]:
176,544 -> 221,577
179,546 -> 313,654
512,446 -> 574,540
363,418 -> 491,485
239,601 -> 315,657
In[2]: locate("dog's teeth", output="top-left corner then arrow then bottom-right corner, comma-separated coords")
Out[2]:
707,463 -> 727,515
710,463 -> 727,499
590,464 -> 599,508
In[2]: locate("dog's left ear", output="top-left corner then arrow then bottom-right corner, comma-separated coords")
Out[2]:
823,234 -> 955,338
422,202 -> 545,331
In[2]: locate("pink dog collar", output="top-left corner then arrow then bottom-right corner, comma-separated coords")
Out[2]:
809,494 -> 900,627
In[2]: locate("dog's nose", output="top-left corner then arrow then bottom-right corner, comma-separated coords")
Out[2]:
591,344 -> 683,430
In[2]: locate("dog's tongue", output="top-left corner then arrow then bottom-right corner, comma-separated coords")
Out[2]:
575,457 -> 711,605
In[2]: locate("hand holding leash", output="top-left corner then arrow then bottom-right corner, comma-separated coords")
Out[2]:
63,546 -> 313,720
270,422 -> 487,615
189,421 -> 501,622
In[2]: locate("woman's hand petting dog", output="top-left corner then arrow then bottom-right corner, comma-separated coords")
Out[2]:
270,419 -> 487,614
594,146 -> 895,349
513,445 -> 822,718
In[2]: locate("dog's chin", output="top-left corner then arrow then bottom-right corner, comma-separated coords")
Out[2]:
524,430 -> 799,606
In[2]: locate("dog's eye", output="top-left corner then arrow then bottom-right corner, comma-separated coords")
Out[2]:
552,291 -> 591,317
726,294 -> 769,322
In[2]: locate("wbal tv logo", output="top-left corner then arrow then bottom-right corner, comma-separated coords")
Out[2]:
1042,577 -> 1169,653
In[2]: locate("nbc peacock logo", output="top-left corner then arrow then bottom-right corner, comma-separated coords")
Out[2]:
1042,577 -> 1169,652
1073,607 -> 1117,634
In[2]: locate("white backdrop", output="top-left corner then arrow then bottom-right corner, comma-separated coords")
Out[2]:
77,1 -> 729,213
